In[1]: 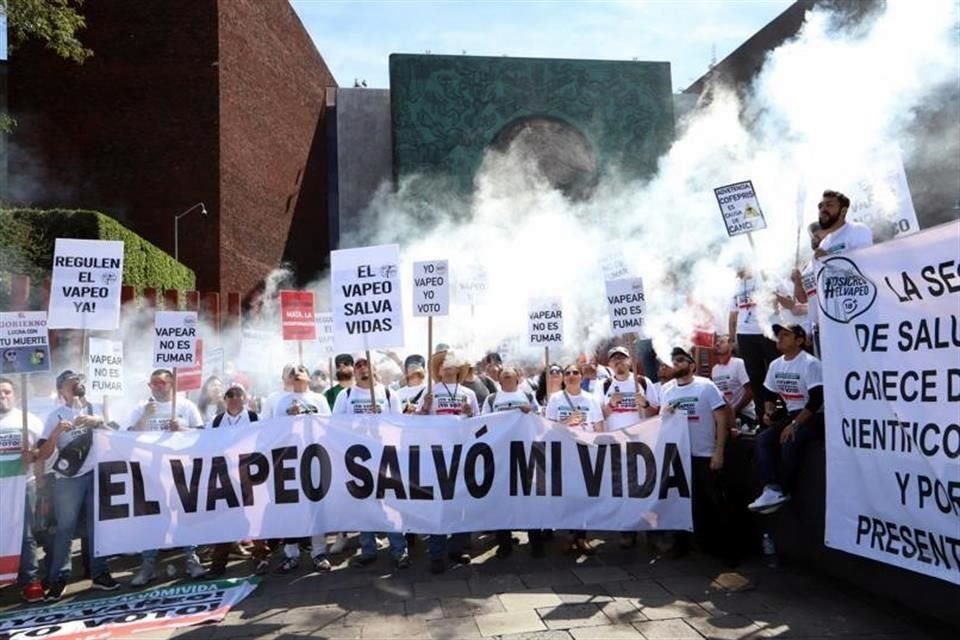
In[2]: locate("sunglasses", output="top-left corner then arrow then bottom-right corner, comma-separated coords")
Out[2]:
564,370 -> 582,376
548,368 -> 563,375
224,390 -> 245,399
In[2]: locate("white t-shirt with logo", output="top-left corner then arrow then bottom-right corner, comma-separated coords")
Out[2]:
731,276 -> 763,335
482,389 -> 538,414
332,385 -> 401,415
763,351 -> 823,412
127,397 -> 204,431
259,389 -> 288,420
396,384 -> 427,413
273,391 -> 331,417
545,390 -> 604,430
42,403 -> 102,479
818,221 -> 873,258
659,377 -> 726,457
603,376 -> 659,431
711,357 -> 756,420
418,383 -> 480,417
0,409 -> 44,482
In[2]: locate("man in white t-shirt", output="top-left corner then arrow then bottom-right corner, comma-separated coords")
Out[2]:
728,269 -> 780,421
814,189 -> 874,260
0,376 -> 45,602
258,363 -> 295,420
749,325 -> 824,514
126,369 -> 205,586
273,366 -> 332,418
710,336 -> 756,430
601,346 -> 658,431
660,348 -> 733,562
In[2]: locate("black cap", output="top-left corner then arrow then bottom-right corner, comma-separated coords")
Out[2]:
334,353 -> 354,367
608,346 -> 630,359
772,324 -> 807,340
669,347 -> 695,363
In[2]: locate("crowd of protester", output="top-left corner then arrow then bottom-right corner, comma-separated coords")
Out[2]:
0,190 -> 872,603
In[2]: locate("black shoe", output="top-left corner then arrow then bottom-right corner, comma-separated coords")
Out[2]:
91,573 -> 120,591
349,554 -> 377,568
495,544 -> 513,559
430,558 -> 446,574
447,552 -> 471,565
203,565 -> 227,580
45,582 -> 66,601
394,554 -> 411,569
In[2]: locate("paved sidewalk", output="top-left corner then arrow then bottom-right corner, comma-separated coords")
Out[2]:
0,533 -> 953,639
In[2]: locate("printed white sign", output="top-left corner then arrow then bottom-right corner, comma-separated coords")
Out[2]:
601,252 -> 630,280
91,412 -> 692,554
606,277 -> 646,336
315,312 -> 336,358
413,260 -> 450,317
153,312 -> 198,368
87,338 -> 124,399
528,298 -> 563,347
846,148 -> 920,238
330,244 -> 404,351
47,239 -> 124,330
0,312 -> 50,374
819,220 -> 960,585
454,263 -> 488,307
713,180 -> 768,236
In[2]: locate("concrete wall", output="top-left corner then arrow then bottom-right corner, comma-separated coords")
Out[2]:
332,87 -> 392,249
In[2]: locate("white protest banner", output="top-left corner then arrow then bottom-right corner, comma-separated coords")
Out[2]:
86,338 -> 124,400
454,263 -> 488,307
606,277 -> 646,336
528,297 -> 563,347
0,311 -> 50,374
91,412 -> 691,554
153,312 -> 198,368
846,148 -> 920,238
713,180 -> 767,236
0,578 -> 259,640
819,220 -> 960,585
47,239 -> 124,330
330,244 -> 404,351
413,259 -> 450,317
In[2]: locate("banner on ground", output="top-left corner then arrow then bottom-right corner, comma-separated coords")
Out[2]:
0,311 -> 50,374
153,312 -> 198,368
713,180 -> 767,236
0,578 -> 259,640
528,297 -> 563,347
91,412 -> 692,555
87,337 -> 124,399
47,239 -> 124,330
606,278 -> 646,336
330,244 -> 404,351
280,290 -> 317,341
819,220 -> 960,585
413,259 -> 450,317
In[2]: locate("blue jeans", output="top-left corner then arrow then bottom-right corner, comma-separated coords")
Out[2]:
18,482 -> 38,584
358,532 -> 407,559
755,413 -> 824,493
49,473 -> 107,583
426,533 -> 470,560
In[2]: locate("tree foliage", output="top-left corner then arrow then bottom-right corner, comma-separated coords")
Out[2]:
2,0 -> 91,63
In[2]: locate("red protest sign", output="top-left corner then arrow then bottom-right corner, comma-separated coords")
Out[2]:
176,339 -> 203,392
280,290 -> 317,341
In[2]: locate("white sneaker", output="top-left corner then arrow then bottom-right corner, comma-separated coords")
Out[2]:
329,533 -> 347,554
185,553 -> 206,579
130,558 -> 156,587
748,486 -> 790,513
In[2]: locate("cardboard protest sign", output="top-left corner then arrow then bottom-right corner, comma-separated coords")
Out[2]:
713,180 -> 767,236
330,244 -> 404,351
0,312 -> 50,374
606,277 -> 646,336
280,290 -> 317,341
528,298 -> 563,347
454,263 -> 488,307
413,260 -> 450,317
86,337 -> 124,399
153,312 -> 198,368
47,239 -> 124,330
820,221 -> 960,585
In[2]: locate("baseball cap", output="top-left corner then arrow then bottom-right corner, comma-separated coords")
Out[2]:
669,347 -> 695,363
772,324 -> 807,340
608,346 -> 630,359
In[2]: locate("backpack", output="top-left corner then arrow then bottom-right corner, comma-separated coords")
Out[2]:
212,410 -> 259,428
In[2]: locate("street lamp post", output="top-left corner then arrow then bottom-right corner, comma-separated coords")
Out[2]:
173,202 -> 207,262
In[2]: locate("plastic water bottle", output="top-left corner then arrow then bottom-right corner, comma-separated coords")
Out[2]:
762,533 -> 778,568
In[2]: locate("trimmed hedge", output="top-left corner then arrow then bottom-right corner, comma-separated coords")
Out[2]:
0,209 -> 195,299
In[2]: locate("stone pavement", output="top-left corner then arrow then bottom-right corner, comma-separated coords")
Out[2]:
1,533 -> 953,639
